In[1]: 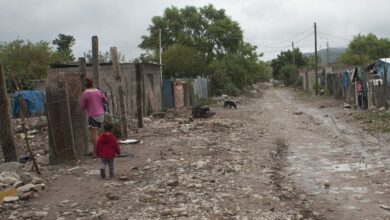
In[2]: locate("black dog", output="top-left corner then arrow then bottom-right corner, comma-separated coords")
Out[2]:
223,100 -> 237,109
192,106 -> 209,118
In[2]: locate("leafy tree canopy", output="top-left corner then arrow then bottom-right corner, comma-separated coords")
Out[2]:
52,33 -> 76,62
271,48 -> 306,79
340,33 -> 390,65
139,4 -> 271,95
278,64 -> 299,86
162,44 -> 202,78
139,4 -> 243,65
0,39 -> 52,84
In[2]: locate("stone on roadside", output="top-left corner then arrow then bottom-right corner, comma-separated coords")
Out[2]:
118,176 -> 130,181
3,196 -> 19,203
166,179 -> 179,187
0,172 -> 21,185
16,183 -> 35,193
145,158 -> 152,164
0,162 -> 22,175
151,112 -> 166,118
32,176 -> 45,184
20,191 -> 34,201
293,111 -> 303,115
12,181 -> 24,188
20,172 -> 33,184
34,211 -> 48,218
324,180 -> 330,189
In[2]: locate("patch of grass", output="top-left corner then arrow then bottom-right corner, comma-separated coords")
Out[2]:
355,111 -> 390,132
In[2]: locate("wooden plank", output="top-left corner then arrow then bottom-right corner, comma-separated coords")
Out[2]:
110,47 -> 128,138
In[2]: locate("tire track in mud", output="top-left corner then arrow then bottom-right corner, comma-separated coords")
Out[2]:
240,92 -> 322,219
268,87 -> 390,219
270,137 -> 323,219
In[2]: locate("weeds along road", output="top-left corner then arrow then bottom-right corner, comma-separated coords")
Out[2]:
2,85 -> 390,220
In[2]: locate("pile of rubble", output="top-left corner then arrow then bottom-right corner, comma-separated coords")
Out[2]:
0,162 -> 45,205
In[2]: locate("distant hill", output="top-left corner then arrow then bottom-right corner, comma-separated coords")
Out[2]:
304,47 -> 346,64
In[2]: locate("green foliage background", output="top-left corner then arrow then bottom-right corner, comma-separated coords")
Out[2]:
139,4 -> 271,95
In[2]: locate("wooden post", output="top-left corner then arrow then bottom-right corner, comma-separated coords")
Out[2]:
79,57 -> 87,90
136,63 -> 143,128
64,81 -> 76,156
92,36 -> 100,88
17,94 -> 40,174
0,62 -> 18,162
384,61 -> 388,109
110,47 -> 128,138
314,22 -> 319,95
78,58 -> 89,153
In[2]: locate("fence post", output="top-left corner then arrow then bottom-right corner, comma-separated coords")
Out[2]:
0,62 -> 18,162
384,62 -> 388,110
92,36 -> 100,88
110,47 -> 128,138
136,63 -> 143,128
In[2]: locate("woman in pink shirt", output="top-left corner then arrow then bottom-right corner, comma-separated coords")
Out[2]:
80,78 -> 108,150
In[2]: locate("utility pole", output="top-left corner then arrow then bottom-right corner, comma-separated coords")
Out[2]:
326,40 -> 330,67
292,41 -> 295,65
314,22 -> 319,95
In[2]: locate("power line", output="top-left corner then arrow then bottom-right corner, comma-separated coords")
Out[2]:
294,32 -> 314,45
259,25 -> 313,49
317,31 -> 351,42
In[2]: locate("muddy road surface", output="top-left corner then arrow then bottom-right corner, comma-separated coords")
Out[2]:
1,86 -> 390,220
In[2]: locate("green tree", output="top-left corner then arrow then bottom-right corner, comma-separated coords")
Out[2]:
271,48 -> 306,79
139,4 -> 270,95
279,64 -> 299,86
52,33 -> 76,62
0,39 -> 52,87
162,44 -> 202,78
340,33 -> 390,65
139,4 -> 243,73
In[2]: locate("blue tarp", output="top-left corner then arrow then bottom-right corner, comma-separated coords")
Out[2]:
377,60 -> 390,84
12,90 -> 46,117
163,80 -> 174,108
341,70 -> 350,95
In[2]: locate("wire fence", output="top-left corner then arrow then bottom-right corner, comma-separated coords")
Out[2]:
0,95 -> 43,173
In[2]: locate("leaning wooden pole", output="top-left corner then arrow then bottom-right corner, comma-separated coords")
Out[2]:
92,36 -> 101,88
0,62 -> 18,162
18,96 -> 40,174
12,79 -> 39,173
110,47 -> 128,138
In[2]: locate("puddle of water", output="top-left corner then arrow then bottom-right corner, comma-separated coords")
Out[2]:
325,163 -> 372,172
330,186 -> 367,194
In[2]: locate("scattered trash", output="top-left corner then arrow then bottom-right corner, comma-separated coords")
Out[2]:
118,139 -> 141,144
379,205 -> 390,211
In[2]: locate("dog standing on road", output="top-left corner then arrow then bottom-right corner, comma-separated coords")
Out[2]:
223,100 -> 237,109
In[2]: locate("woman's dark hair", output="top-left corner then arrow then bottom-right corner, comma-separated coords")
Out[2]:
84,78 -> 93,88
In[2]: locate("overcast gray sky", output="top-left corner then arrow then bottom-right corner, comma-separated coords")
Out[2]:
1,0 -> 390,61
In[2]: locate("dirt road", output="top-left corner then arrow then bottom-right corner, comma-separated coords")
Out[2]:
2,85 -> 390,220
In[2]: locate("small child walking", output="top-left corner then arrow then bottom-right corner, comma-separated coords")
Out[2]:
95,123 -> 121,179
